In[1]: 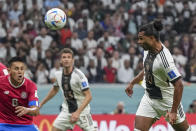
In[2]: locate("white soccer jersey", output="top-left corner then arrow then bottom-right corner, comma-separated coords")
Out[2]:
54,68 -> 90,114
141,44 -> 181,100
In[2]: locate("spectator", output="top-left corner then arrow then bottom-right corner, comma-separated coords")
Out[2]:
84,30 -> 97,58
29,39 -> 44,64
189,16 -> 196,33
34,27 -> 53,51
76,9 -> 94,31
87,59 -> 97,83
35,62 -> 49,84
97,31 -> 116,50
71,31 -> 83,51
49,59 -> 62,83
121,46 -> 140,70
179,34 -> 193,60
75,20 -> 88,40
103,57 -> 117,83
111,50 -> 121,70
111,101 -> 126,114
172,47 -> 187,78
93,48 -> 107,82
59,25 -> 72,46
187,100 -> 196,113
117,59 -> 134,83
74,56 -> 89,78
8,2 -> 22,22
43,49 -> 54,70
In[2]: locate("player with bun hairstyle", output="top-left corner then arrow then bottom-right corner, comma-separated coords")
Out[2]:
125,20 -> 192,131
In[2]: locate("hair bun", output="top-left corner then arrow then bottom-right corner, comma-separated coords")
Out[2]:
153,19 -> 163,31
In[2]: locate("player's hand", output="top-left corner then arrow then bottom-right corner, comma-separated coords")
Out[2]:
70,111 -> 80,123
39,103 -> 43,109
125,83 -> 134,97
15,106 -> 29,117
165,111 -> 177,125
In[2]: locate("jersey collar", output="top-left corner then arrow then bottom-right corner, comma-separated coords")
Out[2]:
8,76 -> 25,88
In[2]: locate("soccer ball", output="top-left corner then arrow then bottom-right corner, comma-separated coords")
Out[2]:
44,8 -> 67,30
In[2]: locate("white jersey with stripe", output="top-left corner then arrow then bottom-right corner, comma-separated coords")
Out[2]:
54,68 -> 91,114
141,44 -> 181,101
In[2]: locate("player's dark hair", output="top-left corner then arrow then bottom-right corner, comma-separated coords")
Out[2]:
139,19 -> 163,41
8,57 -> 25,67
60,48 -> 74,58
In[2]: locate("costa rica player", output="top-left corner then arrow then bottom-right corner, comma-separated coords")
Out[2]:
0,57 -> 39,131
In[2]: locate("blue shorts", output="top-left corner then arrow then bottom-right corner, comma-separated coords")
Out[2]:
0,123 -> 39,131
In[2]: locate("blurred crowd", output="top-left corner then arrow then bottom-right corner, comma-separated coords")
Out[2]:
0,0 -> 196,84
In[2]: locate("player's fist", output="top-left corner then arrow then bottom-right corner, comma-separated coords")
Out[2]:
70,111 -> 80,123
15,106 -> 29,117
125,83 -> 134,97
165,111 -> 177,125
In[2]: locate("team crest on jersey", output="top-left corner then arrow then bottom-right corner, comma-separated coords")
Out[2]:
21,91 -> 27,99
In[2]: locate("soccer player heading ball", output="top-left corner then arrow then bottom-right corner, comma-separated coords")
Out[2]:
0,57 -> 39,131
40,48 -> 97,131
125,19 -> 192,131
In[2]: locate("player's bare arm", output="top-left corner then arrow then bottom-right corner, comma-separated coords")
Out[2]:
70,89 -> 92,123
166,78 -> 184,125
39,85 -> 59,109
125,69 -> 144,97
15,106 -> 39,117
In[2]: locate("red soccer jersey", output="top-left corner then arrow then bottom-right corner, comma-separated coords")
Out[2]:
0,75 -> 39,125
0,63 -> 8,76
103,66 -> 117,83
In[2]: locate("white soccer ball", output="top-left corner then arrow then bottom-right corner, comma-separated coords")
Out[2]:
44,8 -> 67,30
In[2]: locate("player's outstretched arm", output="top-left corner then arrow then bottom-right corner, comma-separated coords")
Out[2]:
15,106 -> 39,117
125,69 -> 144,97
70,89 -> 92,123
39,86 -> 59,109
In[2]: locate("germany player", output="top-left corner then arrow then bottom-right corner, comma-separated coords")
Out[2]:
125,20 -> 192,131
40,48 -> 97,131
0,57 -> 39,130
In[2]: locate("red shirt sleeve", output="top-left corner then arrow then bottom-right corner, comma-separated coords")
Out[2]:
28,81 -> 39,107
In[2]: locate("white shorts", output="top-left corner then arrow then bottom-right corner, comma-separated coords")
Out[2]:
53,109 -> 97,131
136,94 -> 185,124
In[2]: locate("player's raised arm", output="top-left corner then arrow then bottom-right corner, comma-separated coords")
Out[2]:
39,82 -> 59,109
125,69 -> 144,97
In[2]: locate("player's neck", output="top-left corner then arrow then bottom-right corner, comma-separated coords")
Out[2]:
9,76 -> 24,88
150,42 -> 162,54
64,66 -> 73,75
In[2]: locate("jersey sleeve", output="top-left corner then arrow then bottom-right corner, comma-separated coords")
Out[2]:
28,82 -> 39,107
53,79 -> 60,87
160,49 -> 181,83
77,70 -> 89,91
